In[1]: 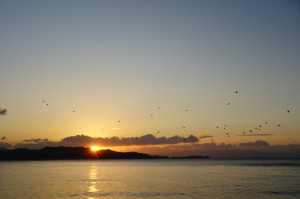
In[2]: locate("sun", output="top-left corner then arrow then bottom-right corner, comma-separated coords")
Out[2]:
91,147 -> 98,151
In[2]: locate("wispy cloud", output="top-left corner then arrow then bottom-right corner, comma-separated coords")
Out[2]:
236,134 -> 272,136
0,108 -> 7,115
239,140 -> 269,147
198,135 -> 213,139
22,138 -> 49,142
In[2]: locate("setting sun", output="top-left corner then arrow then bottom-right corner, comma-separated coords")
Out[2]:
91,147 -> 98,151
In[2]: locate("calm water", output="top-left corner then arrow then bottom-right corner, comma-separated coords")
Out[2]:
0,159 -> 300,198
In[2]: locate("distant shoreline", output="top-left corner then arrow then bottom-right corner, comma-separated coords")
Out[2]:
0,146 -> 211,160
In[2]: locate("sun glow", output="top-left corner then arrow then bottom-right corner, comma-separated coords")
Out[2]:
91,147 -> 98,151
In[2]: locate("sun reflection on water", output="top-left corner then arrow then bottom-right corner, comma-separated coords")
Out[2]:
88,163 -> 98,193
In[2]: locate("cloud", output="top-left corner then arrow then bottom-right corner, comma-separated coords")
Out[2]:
239,140 -> 269,147
0,108 -> 7,115
129,143 -> 300,158
236,134 -> 272,136
61,134 -> 199,146
0,142 -> 12,148
22,138 -> 49,142
198,135 -> 213,139
164,142 -> 236,150
13,134 -> 200,149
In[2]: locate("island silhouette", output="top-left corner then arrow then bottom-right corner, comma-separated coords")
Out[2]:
0,147 -> 210,160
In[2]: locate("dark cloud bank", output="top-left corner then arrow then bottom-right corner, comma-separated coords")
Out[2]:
2,135 -> 300,158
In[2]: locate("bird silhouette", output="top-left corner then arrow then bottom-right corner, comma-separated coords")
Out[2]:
228,103 -> 230,105
151,114 -> 153,116
250,130 -> 252,133
73,111 -> 75,112
236,91 -> 238,93
260,125 -> 261,127
158,107 -> 160,109
287,110 -> 290,113
118,121 -> 120,122
185,110 -> 188,111
243,132 -> 245,134
183,127 -> 185,128
1,136 -> 5,140
217,126 -> 218,128
225,125 -> 227,126
212,139 -> 214,142
42,101 -> 44,102
157,131 -> 159,133
226,133 -> 228,135
278,125 -> 281,126
265,122 -> 267,124
46,104 -> 48,106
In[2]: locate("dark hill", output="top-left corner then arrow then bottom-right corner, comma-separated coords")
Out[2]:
0,147 -> 154,160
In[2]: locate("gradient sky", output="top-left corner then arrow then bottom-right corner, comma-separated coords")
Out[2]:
1,0 -> 300,156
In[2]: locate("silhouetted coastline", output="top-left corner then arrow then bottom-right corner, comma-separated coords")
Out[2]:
0,147 -> 154,160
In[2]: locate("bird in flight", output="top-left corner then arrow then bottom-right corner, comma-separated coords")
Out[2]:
212,139 -> 214,142
158,107 -> 160,109
73,111 -> 75,112
46,104 -> 48,106
1,136 -> 5,140
278,125 -> 281,126
228,103 -> 230,105
243,132 -> 245,134
42,101 -> 44,102
151,114 -> 153,116
250,130 -> 252,133
236,91 -> 238,93
183,127 -> 185,128
118,121 -> 120,122
265,122 -> 267,124
157,131 -> 159,133
185,110 -> 188,112
226,133 -> 228,135
287,110 -> 290,113
217,126 -> 218,128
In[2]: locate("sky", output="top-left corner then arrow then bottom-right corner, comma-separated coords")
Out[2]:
1,0 -> 300,158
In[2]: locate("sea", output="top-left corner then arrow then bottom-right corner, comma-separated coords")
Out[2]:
0,159 -> 299,199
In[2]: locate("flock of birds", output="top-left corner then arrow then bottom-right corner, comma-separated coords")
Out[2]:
145,90 -> 290,142
1,90 -> 291,144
